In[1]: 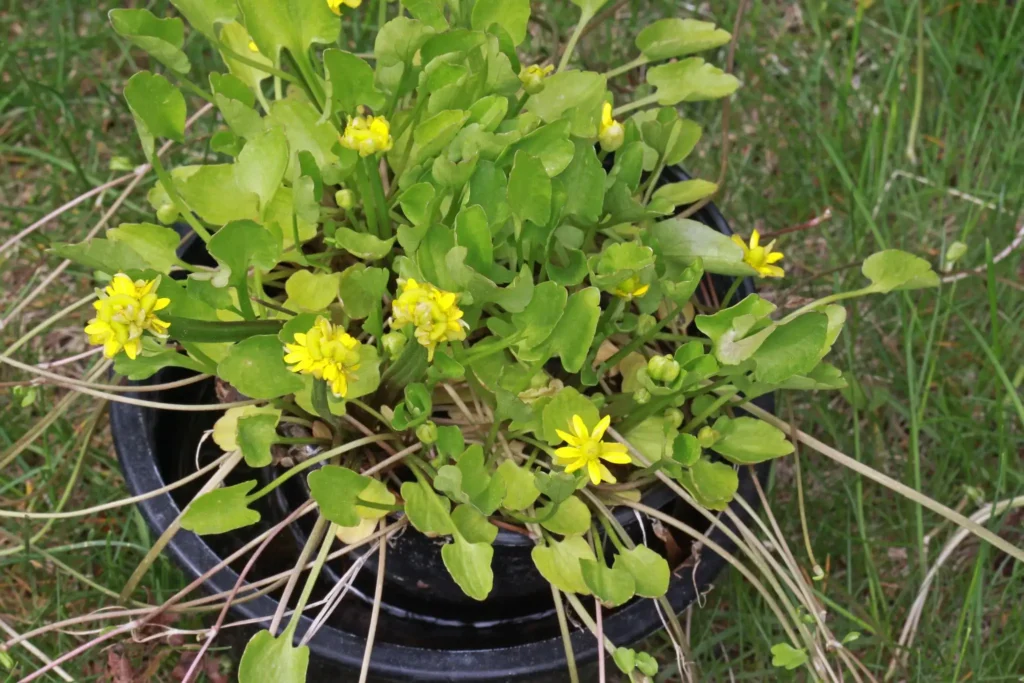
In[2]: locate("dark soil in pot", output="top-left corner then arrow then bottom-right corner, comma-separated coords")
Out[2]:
111,166 -> 774,681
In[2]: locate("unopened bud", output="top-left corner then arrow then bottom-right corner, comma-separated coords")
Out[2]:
663,408 -> 683,429
415,420 -> 438,445
696,426 -> 719,448
647,355 -> 680,383
634,388 -> 651,405
156,203 -> 178,225
382,331 -> 407,357
335,189 -> 355,211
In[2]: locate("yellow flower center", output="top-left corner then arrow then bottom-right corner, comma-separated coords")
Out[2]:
283,316 -> 363,397
327,0 -> 362,15
339,114 -> 393,157
84,274 -> 170,360
553,414 -> 633,486
612,275 -> 650,300
390,279 -> 468,361
731,229 -> 785,279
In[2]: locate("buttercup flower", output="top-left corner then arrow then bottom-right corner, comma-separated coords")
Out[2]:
612,275 -> 650,300
84,274 -> 170,360
599,102 -> 625,152
283,316 -> 363,397
339,114 -> 393,157
731,229 -> 785,278
519,64 -> 554,94
554,414 -> 632,486
390,279 -> 468,361
327,0 -> 362,16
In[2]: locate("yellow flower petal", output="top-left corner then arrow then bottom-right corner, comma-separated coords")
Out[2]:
591,415 -> 611,441
571,414 -> 589,440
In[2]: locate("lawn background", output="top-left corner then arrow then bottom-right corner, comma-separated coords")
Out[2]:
1,0 -> 1021,680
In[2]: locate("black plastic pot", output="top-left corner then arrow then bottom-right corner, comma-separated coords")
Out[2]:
111,166 -> 773,682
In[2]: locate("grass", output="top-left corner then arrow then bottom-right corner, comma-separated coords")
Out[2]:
2,0 -> 1022,680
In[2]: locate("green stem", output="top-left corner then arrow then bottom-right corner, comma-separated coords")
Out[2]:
613,93 -> 659,118
719,277 -> 744,309
597,305 -> 683,380
149,154 -> 211,242
557,10 -> 595,73
354,159 -> 380,237
283,518 -> 334,638
780,288 -> 871,323
681,388 -> 738,433
365,156 -> 391,237
214,39 -> 301,85
173,74 -> 214,104
604,55 -> 649,79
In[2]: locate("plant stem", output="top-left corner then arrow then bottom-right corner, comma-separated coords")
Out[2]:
149,153 -> 212,242
549,582 -> 579,683
283,521 -> 338,639
557,10 -> 595,73
270,515 -> 329,634
358,520 -> 388,683
604,55 -> 649,79
719,277 -> 744,309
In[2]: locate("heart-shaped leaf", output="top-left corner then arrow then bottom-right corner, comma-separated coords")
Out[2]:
710,416 -> 794,464
238,630 -> 309,683
441,535 -> 495,600
124,72 -> 185,156
580,559 -> 635,607
471,0 -> 531,45
323,49 -> 386,117
308,465 -> 373,527
181,480 -> 261,535
508,151 -> 551,226
648,57 -> 740,104
237,0 -> 339,66
613,545 -> 670,598
636,18 -> 731,61
106,222 -> 184,274
109,9 -> 190,73
531,536 -> 595,595
284,270 -> 340,312
495,460 -> 540,511
237,410 -> 281,467
217,335 -> 304,399
751,312 -> 829,384
539,495 -> 592,536
861,249 -> 940,292
401,479 -> 455,536
169,0 -> 237,39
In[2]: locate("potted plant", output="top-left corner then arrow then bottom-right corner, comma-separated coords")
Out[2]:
29,0 -> 946,681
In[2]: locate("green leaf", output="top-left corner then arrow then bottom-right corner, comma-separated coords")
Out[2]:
525,71 -> 607,137
556,139 -> 605,222
770,643 -> 809,671
181,480 -> 261,535
451,504 -> 498,544
496,460 -> 540,511
650,179 -> 718,212
415,109 -> 471,161
212,405 -> 281,451
173,165 -> 260,225
613,648 -> 636,675
400,0 -> 448,30
266,96 -> 342,179
441,536 -> 495,600
622,416 -> 674,464
398,183 -> 435,226
307,465 -> 373,527
539,495 -> 592,536
694,294 -> 777,365
508,151 -> 551,226
109,9 -> 189,73
580,559 -> 635,607
531,536 -> 595,595
284,270 -> 340,312
534,471 -> 577,505
471,0 -> 531,45
106,222 -> 183,274
751,313 -> 828,384
541,387 -> 600,445
237,410 -> 281,467
861,249 -> 940,292
504,121 -> 575,177
401,480 -> 455,536
821,305 -> 846,357
238,630 -> 309,683
613,545 -> 670,598
113,342 -> 209,380
169,0 -> 237,39
123,72 -> 185,156
636,18 -> 731,61
374,18 -> 436,97
678,457 -> 737,511
215,22 -> 272,101
235,128 -> 290,214
337,265 -> 389,320
237,0 -> 339,65
671,433 -> 701,468
641,113 -> 702,166
50,239 -> 148,274
650,217 -> 756,277
323,49 -> 386,118
647,57 -> 741,105
333,228 -> 395,261
539,288 -> 602,373
207,219 -> 281,301
710,416 -> 794,464
217,335 -> 304,399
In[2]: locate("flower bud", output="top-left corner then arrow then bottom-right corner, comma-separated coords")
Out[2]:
416,420 -> 438,445
696,426 -> 719,448
634,388 -> 651,405
647,355 -> 680,383
943,241 -> 968,272
663,408 -> 683,429
382,331 -> 407,357
156,203 -> 179,225
335,189 -> 355,211
599,120 -> 625,153
636,314 -> 657,336
519,64 -> 554,95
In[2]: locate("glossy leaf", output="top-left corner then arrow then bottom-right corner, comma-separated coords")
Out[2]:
636,18 -> 731,61
238,630 -> 309,683
235,128 -> 290,214
541,387 -> 600,445
580,559 -> 635,607
400,0 -> 448,30
323,49 -> 386,117
539,495 -> 592,536
124,72 -> 185,156
526,71 -> 607,137
106,222 -> 183,274
218,22 -> 272,97
496,460 -> 541,511
217,335 -> 304,399
752,313 -> 828,384
212,405 -> 282,451
237,410 -> 280,467
401,480 -> 455,536
237,0 -> 339,64
471,0 -> 531,45
613,545 -> 670,598
861,249 -> 940,292
109,9 -> 190,73
711,416 -> 794,464
284,270 -> 340,312
650,218 -> 756,277
441,536 -> 494,600
507,151 -> 551,226
169,0 -> 237,38
647,58 -> 740,104
531,536 -> 595,595
678,457 -> 737,511
308,465 -> 372,527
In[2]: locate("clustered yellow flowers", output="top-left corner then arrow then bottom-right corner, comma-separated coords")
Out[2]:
599,102 -> 625,152
84,274 -> 170,360
390,279 -> 467,361
339,114 -> 393,157
732,229 -> 785,278
555,415 -> 632,486
327,0 -> 361,16
612,275 -> 650,301
283,316 -> 363,398
519,64 -> 554,94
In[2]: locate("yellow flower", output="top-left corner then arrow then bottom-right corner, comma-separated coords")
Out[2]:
519,64 -> 554,94
554,414 -> 632,486
339,114 -> 393,157
731,229 -> 785,278
84,274 -> 170,360
327,0 -> 362,15
247,40 -> 259,52
283,316 -> 363,398
599,102 -> 625,152
612,275 -> 650,301
390,279 -> 468,361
